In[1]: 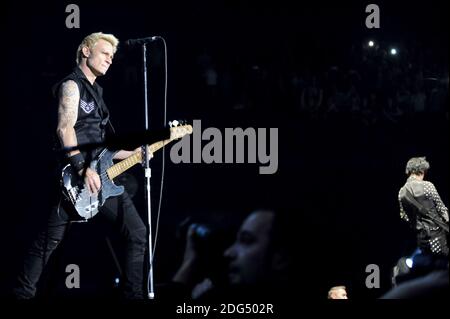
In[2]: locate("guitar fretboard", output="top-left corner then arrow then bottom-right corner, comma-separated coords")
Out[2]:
106,139 -> 173,179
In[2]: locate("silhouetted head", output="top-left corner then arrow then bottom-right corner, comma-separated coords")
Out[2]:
223,209 -> 292,287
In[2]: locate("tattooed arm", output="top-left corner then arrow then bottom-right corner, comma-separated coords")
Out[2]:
113,149 -> 153,161
56,80 -> 80,157
56,80 -> 101,194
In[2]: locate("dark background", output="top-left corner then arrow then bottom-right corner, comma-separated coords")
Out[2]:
0,0 -> 448,301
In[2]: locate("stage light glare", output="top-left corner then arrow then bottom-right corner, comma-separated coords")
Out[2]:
405,258 -> 413,268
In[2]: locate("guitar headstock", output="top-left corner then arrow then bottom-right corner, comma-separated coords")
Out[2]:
169,120 -> 193,140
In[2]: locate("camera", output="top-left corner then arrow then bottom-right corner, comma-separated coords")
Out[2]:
177,217 -> 232,282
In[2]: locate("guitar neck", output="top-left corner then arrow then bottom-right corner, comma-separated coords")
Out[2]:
106,139 -> 172,180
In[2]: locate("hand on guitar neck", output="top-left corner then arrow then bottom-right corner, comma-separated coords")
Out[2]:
62,122 -> 192,220
80,147 -> 153,195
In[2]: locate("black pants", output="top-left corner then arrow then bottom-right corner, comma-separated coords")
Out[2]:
13,191 -> 147,299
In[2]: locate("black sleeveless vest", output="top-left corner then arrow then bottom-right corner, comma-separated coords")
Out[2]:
53,67 -> 111,160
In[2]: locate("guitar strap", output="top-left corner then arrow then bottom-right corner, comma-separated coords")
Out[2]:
403,188 -> 449,233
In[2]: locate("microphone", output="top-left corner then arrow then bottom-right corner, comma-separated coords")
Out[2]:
124,36 -> 160,46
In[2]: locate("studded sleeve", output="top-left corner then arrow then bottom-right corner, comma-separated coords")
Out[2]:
424,181 -> 449,222
398,188 -> 410,222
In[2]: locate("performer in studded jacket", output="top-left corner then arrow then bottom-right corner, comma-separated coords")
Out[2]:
398,156 -> 449,257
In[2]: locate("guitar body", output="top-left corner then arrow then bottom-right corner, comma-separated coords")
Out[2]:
61,149 -> 124,220
60,123 -> 193,220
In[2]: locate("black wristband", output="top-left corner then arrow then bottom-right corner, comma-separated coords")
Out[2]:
69,153 -> 86,172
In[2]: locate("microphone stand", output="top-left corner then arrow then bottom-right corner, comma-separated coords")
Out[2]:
141,43 -> 155,299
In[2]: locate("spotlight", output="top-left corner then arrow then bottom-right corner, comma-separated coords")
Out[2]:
390,48 -> 397,55
405,258 -> 413,268
368,40 -> 374,47
391,257 -> 411,286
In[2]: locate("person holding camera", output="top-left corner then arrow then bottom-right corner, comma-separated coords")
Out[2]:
172,209 -> 294,302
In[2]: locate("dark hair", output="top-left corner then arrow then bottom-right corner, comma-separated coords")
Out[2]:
405,156 -> 430,175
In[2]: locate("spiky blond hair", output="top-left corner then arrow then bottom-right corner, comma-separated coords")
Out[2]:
76,32 -> 119,64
